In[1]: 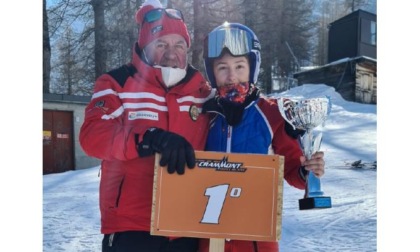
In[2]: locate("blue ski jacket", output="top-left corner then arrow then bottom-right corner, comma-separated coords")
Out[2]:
205,96 -> 306,189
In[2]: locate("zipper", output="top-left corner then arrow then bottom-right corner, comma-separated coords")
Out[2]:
115,176 -> 125,207
226,125 -> 232,153
108,233 -> 115,247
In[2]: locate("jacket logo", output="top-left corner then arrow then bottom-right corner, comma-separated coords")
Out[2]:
128,111 -> 158,121
95,100 -> 105,107
189,104 -> 200,121
151,25 -> 163,35
196,157 -> 247,172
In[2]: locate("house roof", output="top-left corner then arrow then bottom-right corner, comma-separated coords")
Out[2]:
43,93 -> 91,104
329,9 -> 377,27
294,56 -> 376,76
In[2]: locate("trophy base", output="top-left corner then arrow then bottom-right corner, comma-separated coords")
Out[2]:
299,196 -> 332,210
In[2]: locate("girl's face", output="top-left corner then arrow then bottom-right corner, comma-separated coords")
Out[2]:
213,53 -> 250,88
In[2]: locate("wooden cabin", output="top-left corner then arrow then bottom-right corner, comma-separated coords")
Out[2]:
293,9 -> 377,104
294,56 -> 376,104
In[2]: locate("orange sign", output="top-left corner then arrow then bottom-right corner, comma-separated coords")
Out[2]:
151,151 -> 284,241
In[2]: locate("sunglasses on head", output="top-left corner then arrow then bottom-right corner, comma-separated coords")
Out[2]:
142,8 -> 184,25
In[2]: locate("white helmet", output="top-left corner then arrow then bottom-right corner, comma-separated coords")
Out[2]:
203,22 -> 261,87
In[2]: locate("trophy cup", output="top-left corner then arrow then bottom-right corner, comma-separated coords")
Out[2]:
278,96 -> 332,210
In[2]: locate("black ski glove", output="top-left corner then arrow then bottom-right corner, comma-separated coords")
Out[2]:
284,122 -> 306,139
136,128 -> 196,174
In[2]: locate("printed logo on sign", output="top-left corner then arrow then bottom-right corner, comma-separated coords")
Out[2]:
196,156 -> 247,172
128,111 -> 159,121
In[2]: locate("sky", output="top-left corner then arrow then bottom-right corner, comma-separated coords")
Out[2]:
43,84 -> 378,252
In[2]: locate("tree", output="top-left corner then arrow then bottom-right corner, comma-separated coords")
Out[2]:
281,0 -> 317,73
45,0 -> 377,96
106,0 -> 139,67
43,0 -> 51,93
249,0 -> 284,94
53,26 -> 77,94
192,0 -> 205,70
91,0 -> 107,79
344,0 -> 371,12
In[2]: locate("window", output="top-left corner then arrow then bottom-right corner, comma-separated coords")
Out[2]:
361,19 -> 376,46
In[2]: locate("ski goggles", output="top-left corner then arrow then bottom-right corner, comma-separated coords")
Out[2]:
205,27 -> 260,58
142,8 -> 184,25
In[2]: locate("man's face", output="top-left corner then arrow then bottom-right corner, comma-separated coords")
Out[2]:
144,34 -> 188,69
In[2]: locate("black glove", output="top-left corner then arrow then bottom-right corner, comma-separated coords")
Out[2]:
284,122 -> 306,139
136,128 -> 195,174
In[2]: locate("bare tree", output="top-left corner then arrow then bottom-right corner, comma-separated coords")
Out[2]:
106,0 -> 139,67
277,0 -> 316,75
171,0 -> 242,75
53,26 -> 78,94
253,0 -> 284,94
90,0 -> 107,78
48,0 -> 96,95
43,0 -> 51,93
344,0 -> 371,12
45,0 -> 376,96
191,0 -> 205,69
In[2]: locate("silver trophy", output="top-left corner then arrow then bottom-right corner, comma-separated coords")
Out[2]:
278,96 -> 332,210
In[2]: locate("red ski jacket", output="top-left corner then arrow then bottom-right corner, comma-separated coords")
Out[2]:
79,45 -> 214,234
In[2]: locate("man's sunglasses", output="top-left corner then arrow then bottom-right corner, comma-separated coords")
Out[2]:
142,8 -> 184,25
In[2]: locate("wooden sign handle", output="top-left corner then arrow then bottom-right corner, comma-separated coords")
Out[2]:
210,238 -> 225,252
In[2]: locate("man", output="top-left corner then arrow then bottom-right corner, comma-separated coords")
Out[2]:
79,0 -> 214,251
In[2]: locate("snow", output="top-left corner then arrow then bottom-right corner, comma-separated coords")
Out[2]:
41,84 -> 379,251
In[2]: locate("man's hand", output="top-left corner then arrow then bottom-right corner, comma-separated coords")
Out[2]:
137,128 -> 195,174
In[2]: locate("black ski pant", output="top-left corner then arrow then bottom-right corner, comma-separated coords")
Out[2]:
102,231 -> 198,252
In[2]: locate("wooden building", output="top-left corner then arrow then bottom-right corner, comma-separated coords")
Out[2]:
328,9 -> 376,62
294,56 -> 377,104
293,9 -> 377,104
43,94 -> 100,174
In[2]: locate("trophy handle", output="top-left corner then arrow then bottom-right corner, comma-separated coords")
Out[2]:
278,97 -> 298,130
313,132 -> 322,155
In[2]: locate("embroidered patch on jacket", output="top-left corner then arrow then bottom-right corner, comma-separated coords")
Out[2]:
95,100 -> 109,113
95,100 -> 105,107
189,104 -> 200,121
128,111 -> 159,121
